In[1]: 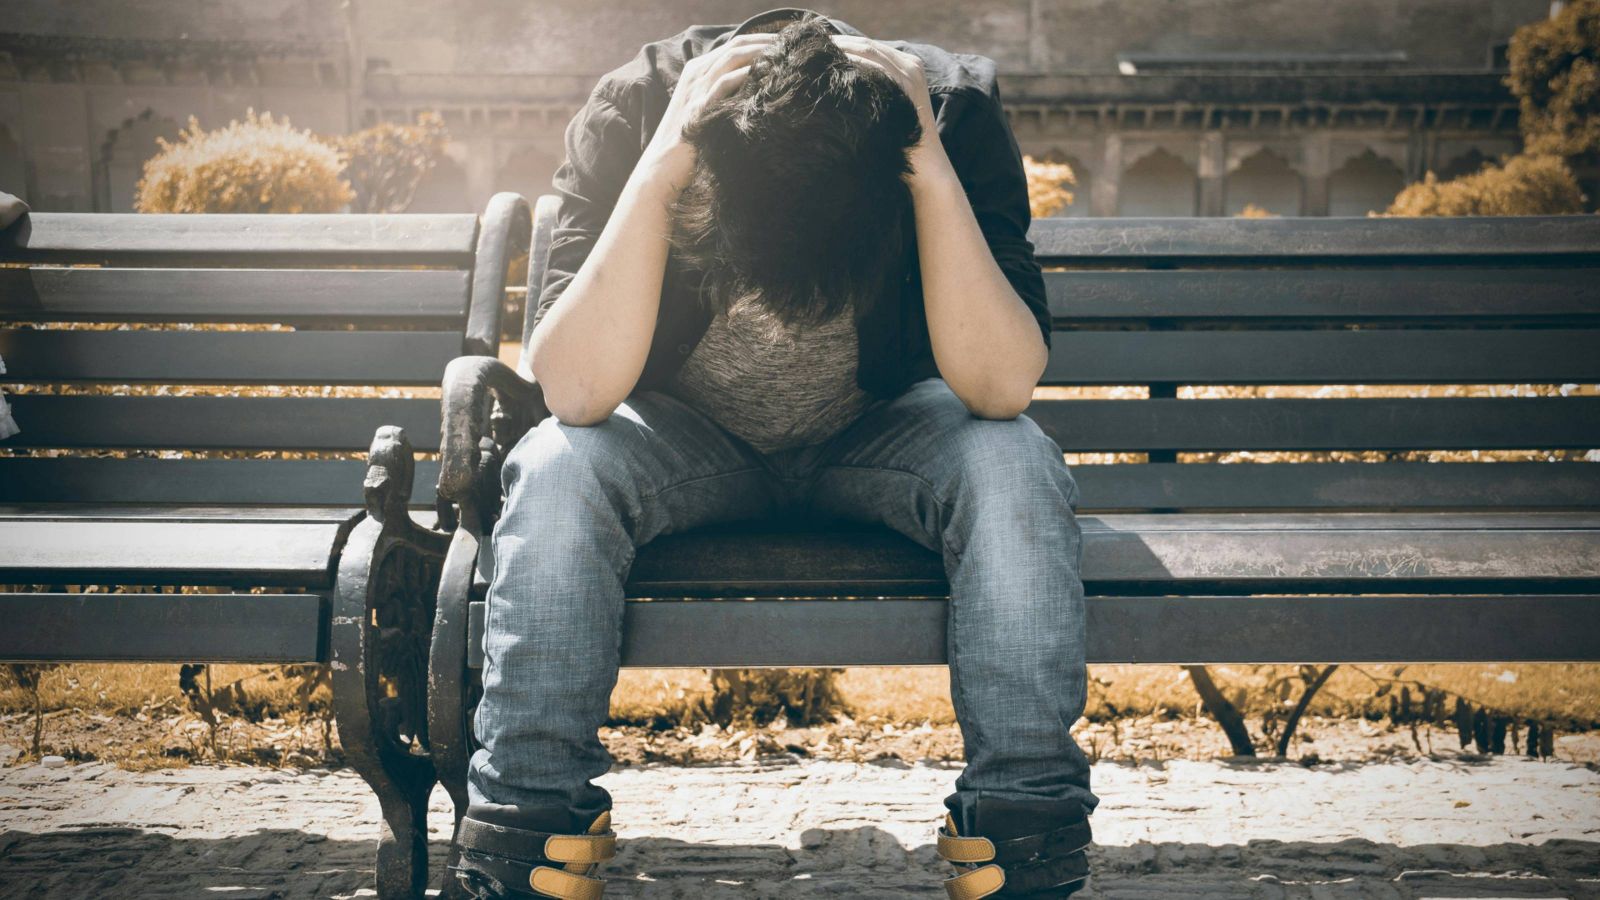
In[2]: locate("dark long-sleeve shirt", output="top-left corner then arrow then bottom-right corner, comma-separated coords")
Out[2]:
531,6 -> 1050,401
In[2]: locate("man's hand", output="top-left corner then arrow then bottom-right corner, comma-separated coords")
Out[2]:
640,33 -> 779,195
830,36 -> 946,175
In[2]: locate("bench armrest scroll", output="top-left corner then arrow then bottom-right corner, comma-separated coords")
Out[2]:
438,355 -> 547,530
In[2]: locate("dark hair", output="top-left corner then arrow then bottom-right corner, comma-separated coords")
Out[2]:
667,16 -> 924,328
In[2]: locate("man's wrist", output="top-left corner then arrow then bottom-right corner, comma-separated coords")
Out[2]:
908,141 -> 960,196
628,153 -> 691,207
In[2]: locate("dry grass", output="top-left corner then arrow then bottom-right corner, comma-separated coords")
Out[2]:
7,662 -> 1596,737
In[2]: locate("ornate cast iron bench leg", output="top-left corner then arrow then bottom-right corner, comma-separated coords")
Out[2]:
430,524 -> 486,899
334,426 -> 452,899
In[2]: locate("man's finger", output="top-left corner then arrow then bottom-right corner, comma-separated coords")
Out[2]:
832,34 -> 915,68
696,36 -> 778,83
706,64 -> 754,104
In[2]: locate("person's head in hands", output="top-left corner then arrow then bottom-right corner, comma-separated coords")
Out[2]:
668,16 -> 924,329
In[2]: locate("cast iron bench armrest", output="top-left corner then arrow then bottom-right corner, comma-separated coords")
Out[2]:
437,355 -> 548,531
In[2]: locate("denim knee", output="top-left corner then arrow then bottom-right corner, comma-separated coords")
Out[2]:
501,414 -> 643,529
944,416 -> 1079,524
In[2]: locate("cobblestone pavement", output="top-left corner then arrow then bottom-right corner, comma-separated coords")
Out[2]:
2,756 -> 1597,898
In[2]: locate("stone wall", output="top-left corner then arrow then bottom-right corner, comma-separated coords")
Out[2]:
0,0 -> 1552,214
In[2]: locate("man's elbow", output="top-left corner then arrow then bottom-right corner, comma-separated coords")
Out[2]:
963,339 -> 1046,419
540,387 -> 619,427
954,371 -> 1037,420
529,357 -> 620,426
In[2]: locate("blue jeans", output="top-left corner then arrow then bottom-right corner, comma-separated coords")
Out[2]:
469,376 -> 1098,828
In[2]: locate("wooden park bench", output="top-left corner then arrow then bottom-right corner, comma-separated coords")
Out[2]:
413,200 -> 1600,898
0,194 -> 530,897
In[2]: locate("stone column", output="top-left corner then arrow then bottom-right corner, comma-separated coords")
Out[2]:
1198,131 -> 1225,217
1092,133 -> 1120,217
1302,131 -> 1331,217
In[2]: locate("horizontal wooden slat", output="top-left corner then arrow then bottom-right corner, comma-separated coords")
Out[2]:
1042,329 -> 1600,384
1071,462 -> 1600,511
0,267 -> 471,323
0,505 -> 364,522
1045,269 -> 1600,321
0,458 -> 440,506
466,594 -> 1600,666
1028,215 -> 1600,261
3,395 -> 441,451
1023,398 -> 1600,452
0,515 -> 359,587
0,329 -> 464,384
620,513 -> 1600,598
0,593 -> 328,663
1,213 -> 479,263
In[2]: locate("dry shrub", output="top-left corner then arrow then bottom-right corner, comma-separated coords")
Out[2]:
1507,0 -> 1600,158
1383,153 -> 1585,216
134,110 -> 354,214
690,669 -> 847,728
1023,155 -> 1077,218
338,111 -> 449,213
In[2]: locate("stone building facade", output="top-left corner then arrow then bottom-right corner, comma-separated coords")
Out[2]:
0,0 -> 1554,216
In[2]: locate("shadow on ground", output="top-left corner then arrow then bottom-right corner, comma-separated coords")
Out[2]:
1,827 -> 1595,898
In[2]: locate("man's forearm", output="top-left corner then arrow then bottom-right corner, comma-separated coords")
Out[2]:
909,148 -> 1049,419
526,163 -> 680,425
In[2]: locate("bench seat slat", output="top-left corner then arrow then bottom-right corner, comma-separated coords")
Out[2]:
0,515 -> 360,587
1044,269 -> 1600,320
0,268 -> 471,323
0,593 -> 328,663
621,513 -> 1600,598
1024,397 -> 1600,451
598,595 -> 1600,666
1072,461 -> 1600,510
1,213 -> 480,263
0,505 -> 364,522
1042,329 -> 1600,384
1027,215 -> 1600,260
0,329 -> 465,385
0,458 -> 440,506
463,594 -> 1600,666
4,395 -> 442,451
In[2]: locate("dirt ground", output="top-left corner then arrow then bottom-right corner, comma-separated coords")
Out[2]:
2,749 -> 1598,898
8,708 -> 1600,773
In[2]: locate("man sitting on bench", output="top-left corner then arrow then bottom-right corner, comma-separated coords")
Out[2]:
455,9 -> 1097,898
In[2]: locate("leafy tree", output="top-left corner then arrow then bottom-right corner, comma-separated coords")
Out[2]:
135,110 -> 353,213
1382,2 -> 1596,216
1506,0 -> 1600,157
1385,152 -> 1584,215
1023,155 -> 1078,218
337,111 -> 450,213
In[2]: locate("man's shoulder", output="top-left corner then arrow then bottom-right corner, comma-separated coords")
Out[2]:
889,40 -> 1000,97
589,21 -> 733,106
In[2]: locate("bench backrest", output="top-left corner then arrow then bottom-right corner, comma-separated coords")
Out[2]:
1027,216 -> 1600,512
524,197 -> 1599,513
0,194 -> 530,508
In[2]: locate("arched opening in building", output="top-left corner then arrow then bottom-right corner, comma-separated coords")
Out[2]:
1118,146 -> 1196,217
497,145 -> 561,206
1225,147 -> 1302,217
409,155 -> 471,212
1328,148 -> 1406,217
101,111 -> 181,212
1435,147 -> 1491,181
